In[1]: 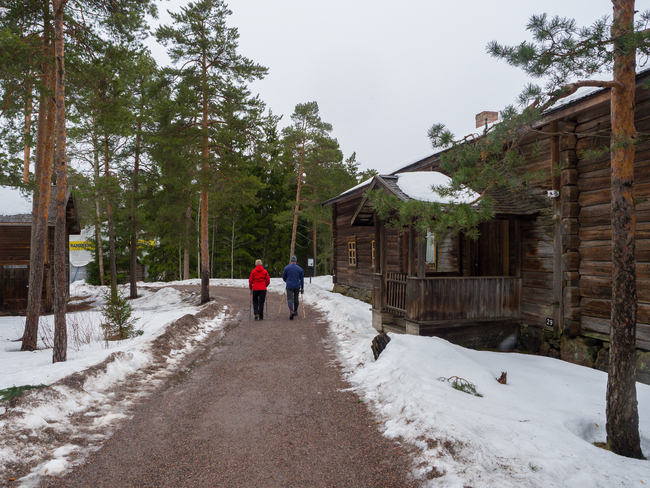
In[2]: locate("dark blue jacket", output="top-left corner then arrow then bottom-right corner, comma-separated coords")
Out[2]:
282,263 -> 304,290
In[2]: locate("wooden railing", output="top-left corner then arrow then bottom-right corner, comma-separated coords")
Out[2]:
406,276 -> 522,323
386,272 -> 408,316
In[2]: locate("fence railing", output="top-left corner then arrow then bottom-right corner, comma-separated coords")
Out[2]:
386,272 -> 408,316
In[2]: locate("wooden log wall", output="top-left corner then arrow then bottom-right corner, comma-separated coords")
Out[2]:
575,87 -> 650,350
436,233 -> 459,273
559,121 -> 581,335
0,225 -> 32,265
332,198 -> 376,291
516,133 -> 555,327
520,217 -> 555,327
0,224 -> 56,312
385,227 -> 402,273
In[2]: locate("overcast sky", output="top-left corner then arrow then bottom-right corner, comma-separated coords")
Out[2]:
147,0 -> 629,174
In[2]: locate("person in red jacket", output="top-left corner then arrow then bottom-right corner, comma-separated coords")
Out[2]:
249,259 -> 271,320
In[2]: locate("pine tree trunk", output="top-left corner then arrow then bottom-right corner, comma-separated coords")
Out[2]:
183,202 -> 191,280
313,225 -> 317,277
230,216 -> 235,279
92,125 -> 105,286
129,122 -> 141,299
196,200 -> 200,279
104,135 -> 118,300
107,206 -> 117,299
22,11 -> 55,351
200,183 -> 209,302
95,219 -> 104,285
52,0 -> 68,363
23,83 -> 32,183
605,0 -> 643,459
290,137 -> 306,258
200,53 -> 210,304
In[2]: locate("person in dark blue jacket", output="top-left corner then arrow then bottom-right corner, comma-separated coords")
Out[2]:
282,255 -> 304,320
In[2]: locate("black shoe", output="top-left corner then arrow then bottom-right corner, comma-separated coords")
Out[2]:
254,314 -> 259,320
259,316 -> 263,320
289,312 -> 294,320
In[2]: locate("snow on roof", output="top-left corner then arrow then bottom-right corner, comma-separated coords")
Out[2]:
395,172 -> 479,204
383,150 -> 437,176
0,186 -> 32,216
335,177 -> 373,199
547,86 -> 602,111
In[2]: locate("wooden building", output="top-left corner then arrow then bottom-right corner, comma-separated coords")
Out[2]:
0,186 -> 80,313
325,70 -> 650,351
324,173 -> 540,348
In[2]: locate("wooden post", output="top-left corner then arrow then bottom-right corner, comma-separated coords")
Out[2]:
371,212 -> 383,332
417,230 -> 426,279
502,220 -> 510,276
331,204 -> 338,282
380,218 -> 388,311
408,224 -> 414,277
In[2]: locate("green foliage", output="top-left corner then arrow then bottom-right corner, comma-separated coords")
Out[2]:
369,188 -> 494,241
279,101 -> 361,271
486,9 -> 650,110
375,105 -> 544,241
414,5 -> 650,244
100,289 -> 141,340
0,384 -> 48,402
0,0 -> 367,283
438,376 -> 483,398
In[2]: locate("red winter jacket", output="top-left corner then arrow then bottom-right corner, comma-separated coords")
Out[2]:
249,265 -> 270,291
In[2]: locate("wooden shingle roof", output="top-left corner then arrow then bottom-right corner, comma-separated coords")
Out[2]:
0,186 -> 80,233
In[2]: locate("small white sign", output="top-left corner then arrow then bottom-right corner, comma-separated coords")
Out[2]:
307,258 -> 314,267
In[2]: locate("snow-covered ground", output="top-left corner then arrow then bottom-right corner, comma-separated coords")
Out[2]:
1,276 -> 648,487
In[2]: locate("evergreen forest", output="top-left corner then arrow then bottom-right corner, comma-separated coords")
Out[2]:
0,0 -> 375,285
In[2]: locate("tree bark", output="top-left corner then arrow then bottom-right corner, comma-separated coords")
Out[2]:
129,119 -> 141,299
312,225 -> 317,277
52,0 -> 67,363
104,134 -> 118,300
200,52 -> 210,303
23,83 -> 33,183
92,125 -> 105,286
183,202 -> 191,280
605,0 -> 643,459
22,6 -> 55,351
230,216 -> 235,280
290,134 -> 306,259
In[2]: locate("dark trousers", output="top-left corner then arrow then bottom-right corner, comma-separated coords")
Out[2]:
287,288 -> 300,312
252,290 -> 266,318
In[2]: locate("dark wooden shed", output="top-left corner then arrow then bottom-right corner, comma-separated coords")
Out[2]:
0,186 -> 80,314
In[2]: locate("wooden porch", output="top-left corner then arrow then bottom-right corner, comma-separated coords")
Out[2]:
377,272 -> 522,335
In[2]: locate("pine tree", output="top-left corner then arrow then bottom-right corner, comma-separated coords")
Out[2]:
156,0 -> 267,303
1,0 -> 156,353
280,101 -> 343,260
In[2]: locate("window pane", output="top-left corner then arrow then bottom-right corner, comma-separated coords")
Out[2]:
425,232 -> 435,264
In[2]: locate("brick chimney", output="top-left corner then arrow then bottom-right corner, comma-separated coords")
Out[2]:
475,111 -> 498,129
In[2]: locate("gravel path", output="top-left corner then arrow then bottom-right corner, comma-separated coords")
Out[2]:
39,286 -> 420,487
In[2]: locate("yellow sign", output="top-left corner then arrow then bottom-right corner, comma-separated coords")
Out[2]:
69,241 -> 94,250
69,240 -> 155,251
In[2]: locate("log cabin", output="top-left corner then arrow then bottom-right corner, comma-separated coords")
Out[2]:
325,69 -> 650,352
0,186 -> 80,313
